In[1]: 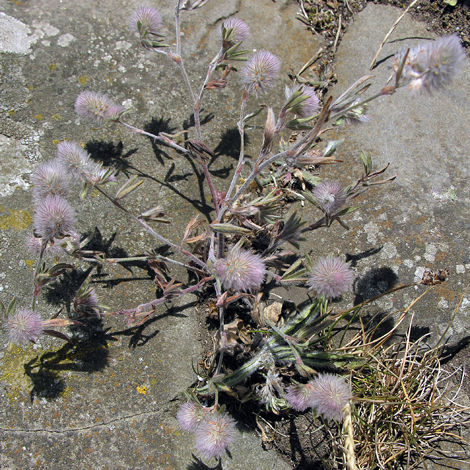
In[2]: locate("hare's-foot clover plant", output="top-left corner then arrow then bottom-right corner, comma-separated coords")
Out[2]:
1,0 -> 468,466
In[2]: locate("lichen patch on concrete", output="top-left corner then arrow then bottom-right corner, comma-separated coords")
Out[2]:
0,207 -> 32,230
0,12 -> 37,55
0,134 -> 37,197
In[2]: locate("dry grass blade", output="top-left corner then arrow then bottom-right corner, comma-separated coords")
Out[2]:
350,320 -> 470,468
297,47 -> 324,76
369,0 -> 421,70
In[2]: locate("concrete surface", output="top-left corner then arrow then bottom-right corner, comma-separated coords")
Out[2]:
1,0 -> 469,468
329,3 -> 470,345
0,0 -> 319,468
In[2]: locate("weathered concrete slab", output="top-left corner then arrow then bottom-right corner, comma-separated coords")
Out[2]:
319,4 -> 470,345
326,8 -> 470,466
2,0 -> 469,467
0,0 -> 321,468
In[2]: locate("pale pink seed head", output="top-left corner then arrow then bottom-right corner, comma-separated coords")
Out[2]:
395,34 -> 466,94
31,159 -> 71,204
422,34 -> 466,93
219,17 -> 250,44
74,288 -> 100,315
129,6 -> 161,35
74,91 -> 123,125
26,235 -> 65,258
177,401 -> 209,432
286,84 -> 320,118
286,382 -> 316,412
33,195 -> 76,241
3,308 -> 44,347
307,373 -> 351,421
214,247 -> 266,292
104,105 -> 124,121
194,412 -> 237,460
312,180 -> 347,216
56,141 -> 99,184
240,50 -> 281,96
308,256 -> 354,299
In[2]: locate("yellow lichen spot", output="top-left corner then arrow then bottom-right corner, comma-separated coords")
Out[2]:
79,75 -> 90,85
49,63 -> 57,71
52,114 -> 61,120
8,110 -> 15,116
137,385 -> 147,395
35,114 -> 43,120
1,345 -> 39,403
61,386 -> 73,398
52,139 -> 60,145
28,85 -> 34,91
25,260 -> 34,269
0,209 -> 33,230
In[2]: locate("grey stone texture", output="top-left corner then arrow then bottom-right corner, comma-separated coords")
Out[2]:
0,0 -> 318,469
329,4 -> 470,343
1,0 -> 469,468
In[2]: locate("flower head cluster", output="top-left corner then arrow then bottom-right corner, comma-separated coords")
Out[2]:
285,381 -> 316,412
26,234 -> 66,258
177,403 -> 237,460
219,17 -> 250,44
31,159 -> 70,204
286,374 -> 351,421
240,50 -> 280,96
177,401 -> 209,431
285,84 -> 320,118
3,308 -> 45,347
33,195 -> 76,241
31,141 -> 112,249
57,141 -> 114,186
394,34 -> 465,94
195,412 -> 237,459
75,90 -> 124,125
73,285 -> 100,317
312,180 -> 347,216
129,7 -> 162,36
307,255 -> 354,299
214,247 -> 266,292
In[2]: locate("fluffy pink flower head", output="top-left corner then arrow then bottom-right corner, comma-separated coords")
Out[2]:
395,34 -> 466,94
3,308 -> 44,347
75,91 -> 124,125
286,84 -> 320,118
308,256 -> 354,299
286,382 -> 316,412
312,180 -> 347,216
195,411 -> 237,460
31,159 -> 71,204
130,6 -> 162,36
177,401 -> 209,432
219,17 -> 250,44
214,247 -> 266,292
308,373 -> 351,421
26,235 -> 65,258
34,195 -> 76,241
240,50 -> 281,96
57,141 -> 92,181
57,141 -> 111,186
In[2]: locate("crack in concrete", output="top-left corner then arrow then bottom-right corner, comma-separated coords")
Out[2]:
0,405 -> 173,435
